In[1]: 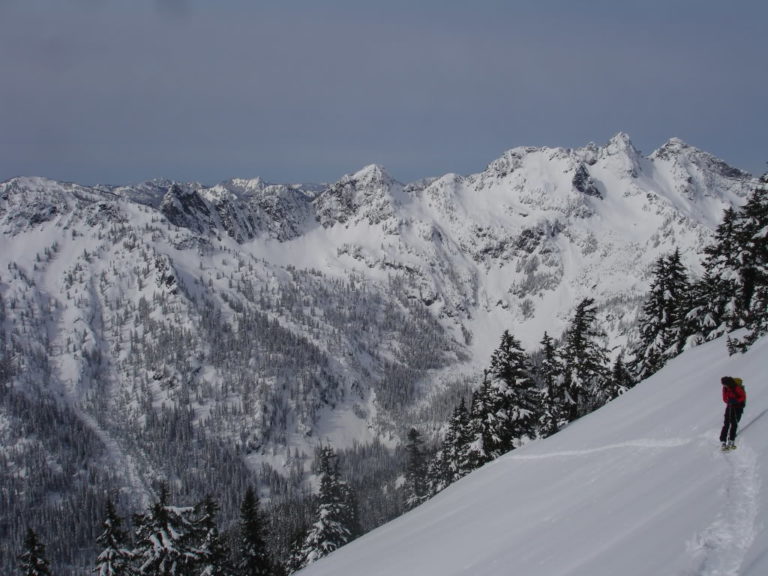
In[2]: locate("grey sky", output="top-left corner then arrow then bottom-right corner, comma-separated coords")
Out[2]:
1,0 -> 765,186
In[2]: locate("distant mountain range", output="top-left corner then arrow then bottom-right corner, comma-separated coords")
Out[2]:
0,133 -> 756,572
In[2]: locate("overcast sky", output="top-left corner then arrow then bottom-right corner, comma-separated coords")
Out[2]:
1,0 -> 765,186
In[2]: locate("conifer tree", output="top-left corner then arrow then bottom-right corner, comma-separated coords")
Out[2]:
295,446 -> 354,569
726,175 -> 768,349
94,499 -> 134,576
403,428 -> 428,510
500,334 -> 542,446
428,398 -> 471,494
684,271 -> 730,345
465,379 -> 495,469
17,528 -> 52,576
561,298 -> 610,419
630,250 -> 690,380
705,206 -> 742,326
466,330 -> 540,467
537,332 -> 566,437
686,174 -> 768,351
132,484 -> 199,576
595,353 -> 632,407
610,354 -> 634,395
194,495 -> 231,576
237,487 -> 273,576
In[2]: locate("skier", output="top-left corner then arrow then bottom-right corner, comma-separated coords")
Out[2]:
719,376 -> 746,450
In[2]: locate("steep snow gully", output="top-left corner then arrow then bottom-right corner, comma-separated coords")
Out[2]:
297,334 -> 768,576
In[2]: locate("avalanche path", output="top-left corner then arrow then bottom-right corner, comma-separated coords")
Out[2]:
49,282 -> 153,508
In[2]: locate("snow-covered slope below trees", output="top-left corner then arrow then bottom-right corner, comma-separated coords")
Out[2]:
297,333 -> 768,576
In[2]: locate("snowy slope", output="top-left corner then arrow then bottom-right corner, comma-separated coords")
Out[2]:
297,334 -> 768,576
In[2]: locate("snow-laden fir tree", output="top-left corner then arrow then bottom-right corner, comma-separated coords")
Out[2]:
17,528 -> 52,576
684,270 -> 729,346
719,175 -> 768,350
237,487 -> 274,576
677,174 -> 768,353
132,484 -> 199,576
194,495 -> 232,576
294,446 -> 355,570
427,398 -> 471,495
94,499 -> 134,576
466,330 -> 541,468
561,298 -> 611,420
610,354 -> 634,398
493,331 -> 542,446
537,331 -> 566,438
403,428 -> 428,510
629,250 -> 690,379
465,379 -> 497,470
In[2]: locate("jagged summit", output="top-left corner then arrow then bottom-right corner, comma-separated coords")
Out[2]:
605,131 -> 638,154
348,163 -> 396,185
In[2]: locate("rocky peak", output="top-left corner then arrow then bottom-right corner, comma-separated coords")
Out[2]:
599,132 -> 642,177
651,138 -> 750,181
314,164 -> 403,228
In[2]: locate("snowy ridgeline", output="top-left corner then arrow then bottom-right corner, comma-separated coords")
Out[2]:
0,134 -> 758,573
297,333 -> 768,576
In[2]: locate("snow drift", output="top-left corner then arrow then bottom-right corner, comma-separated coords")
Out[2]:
297,334 -> 768,576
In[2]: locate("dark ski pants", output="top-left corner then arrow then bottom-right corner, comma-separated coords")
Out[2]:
720,403 -> 744,443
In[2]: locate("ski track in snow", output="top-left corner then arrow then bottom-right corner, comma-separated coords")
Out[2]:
683,440 -> 760,576
506,437 -> 692,460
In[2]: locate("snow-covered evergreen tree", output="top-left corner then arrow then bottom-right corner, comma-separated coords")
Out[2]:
17,528 -> 52,576
465,380 -> 496,469
466,330 -> 540,467
679,174 -> 768,352
561,298 -> 611,419
594,354 -> 631,407
403,428 -> 428,510
724,175 -> 768,350
94,499 -> 134,576
536,332 -> 566,437
684,271 -> 730,346
630,250 -> 690,379
610,354 -> 634,396
237,487 -> 274,576
132,484 -> 199,576
294,447 -> 354,570
497,333 -> 542,446
428,398 -> 471,494
194,495 -> 231,576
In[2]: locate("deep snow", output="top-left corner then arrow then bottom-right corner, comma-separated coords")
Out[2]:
297,334 -> 768,576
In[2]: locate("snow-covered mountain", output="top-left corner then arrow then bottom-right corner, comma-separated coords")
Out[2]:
296,332 -> 768,576
0,134 -> 757,572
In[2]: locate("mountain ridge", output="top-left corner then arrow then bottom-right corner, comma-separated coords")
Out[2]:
0,133 -> 759,573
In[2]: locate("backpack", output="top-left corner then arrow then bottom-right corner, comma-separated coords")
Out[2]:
733,377 -> 746,405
